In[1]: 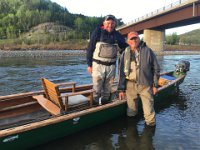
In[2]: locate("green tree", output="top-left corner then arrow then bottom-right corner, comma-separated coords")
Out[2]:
166,32 -> 179,45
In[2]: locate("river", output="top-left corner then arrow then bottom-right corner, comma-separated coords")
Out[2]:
0,54 -> 200,150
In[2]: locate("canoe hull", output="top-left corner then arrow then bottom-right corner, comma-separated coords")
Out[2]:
0,102 -> 126,149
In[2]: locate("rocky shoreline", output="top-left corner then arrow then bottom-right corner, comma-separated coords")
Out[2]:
155,50 -> 200,56
0,50 -> 86,58
1,44 -> 200,58
0,49 -> 200,58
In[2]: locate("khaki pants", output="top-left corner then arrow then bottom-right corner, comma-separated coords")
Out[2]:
92,62 -> 116,102
126,81 -> 156,125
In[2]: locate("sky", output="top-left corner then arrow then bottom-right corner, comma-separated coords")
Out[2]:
51,0 -> 200,35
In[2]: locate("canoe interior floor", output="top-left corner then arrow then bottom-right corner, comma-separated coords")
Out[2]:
0,110 -> 51,130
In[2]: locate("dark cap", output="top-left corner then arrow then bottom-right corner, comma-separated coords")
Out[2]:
104,15 -> 117,22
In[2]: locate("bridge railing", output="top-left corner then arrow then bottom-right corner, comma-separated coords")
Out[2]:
117,0 -> 196,29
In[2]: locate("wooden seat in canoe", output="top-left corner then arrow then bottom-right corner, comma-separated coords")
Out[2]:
33,78 -> 94,115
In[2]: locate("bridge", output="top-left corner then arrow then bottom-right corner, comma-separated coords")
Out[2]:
117,0 -> 200,51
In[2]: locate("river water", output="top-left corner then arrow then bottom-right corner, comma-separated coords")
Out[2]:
0,54 -> 200,150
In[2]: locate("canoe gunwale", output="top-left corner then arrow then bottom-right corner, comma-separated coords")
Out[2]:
0,84 -> 94,101
158,74 -> 185,92
0,99 -> 126,137
0,91 -> 43,101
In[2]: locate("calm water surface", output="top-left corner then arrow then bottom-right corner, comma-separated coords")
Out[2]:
0,54 -> 200,150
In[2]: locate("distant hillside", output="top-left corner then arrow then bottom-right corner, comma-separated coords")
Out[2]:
166,28 -> 200,46
165,28 -> 200,51
0,0 -> 124,41
23,22 -> 73,44
0,0 -> 126,50
179,29 -> 200,45
0,22 -> 90,50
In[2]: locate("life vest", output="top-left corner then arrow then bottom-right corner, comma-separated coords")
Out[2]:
124,47 -> 139,80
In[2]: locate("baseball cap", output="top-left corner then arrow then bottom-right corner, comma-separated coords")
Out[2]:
104,15 -> 117,22
128,31 -> 139,40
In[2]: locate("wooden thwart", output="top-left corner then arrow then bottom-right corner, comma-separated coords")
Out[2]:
33,78 -> 94,115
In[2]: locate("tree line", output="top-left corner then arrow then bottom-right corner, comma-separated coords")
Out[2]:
166,30 -> 200,45
0,0 -> 123,41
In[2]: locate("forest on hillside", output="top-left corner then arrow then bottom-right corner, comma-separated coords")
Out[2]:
0,0 -> 123,41
166,29 -> 200,46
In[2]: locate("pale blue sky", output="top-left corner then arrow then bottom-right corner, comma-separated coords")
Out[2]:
51,0 -> 200,35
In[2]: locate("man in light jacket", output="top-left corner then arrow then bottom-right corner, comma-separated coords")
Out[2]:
118,31 -> 160,126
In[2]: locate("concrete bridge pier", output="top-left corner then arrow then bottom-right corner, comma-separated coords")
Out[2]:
143,29 -> 165,52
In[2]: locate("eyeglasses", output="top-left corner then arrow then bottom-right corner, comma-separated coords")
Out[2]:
130,37 -> 138,41
104,15 -> 116,21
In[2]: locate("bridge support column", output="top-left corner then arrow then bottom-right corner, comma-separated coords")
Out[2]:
143,29 -> 165,52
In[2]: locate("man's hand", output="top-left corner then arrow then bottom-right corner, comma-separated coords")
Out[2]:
119,91 -> 125,100
152,87 -> 158,95
87,66 -> 92,74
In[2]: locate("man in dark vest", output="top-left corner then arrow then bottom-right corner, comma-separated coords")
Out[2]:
87,15 -> 127,105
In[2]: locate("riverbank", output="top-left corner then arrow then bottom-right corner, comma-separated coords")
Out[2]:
0,49 -> 200,58
165,44 -> 200,51
155,50 -> 200,56
0,50 -> 86,57
0,40 -> 88,51
1,41 -> 200,51
0,44 -> 200,58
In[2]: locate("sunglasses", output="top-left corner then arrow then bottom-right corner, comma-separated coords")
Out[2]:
130,37 -> 138,40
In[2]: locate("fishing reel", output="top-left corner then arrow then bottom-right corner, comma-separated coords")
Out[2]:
175,60 -> 190,74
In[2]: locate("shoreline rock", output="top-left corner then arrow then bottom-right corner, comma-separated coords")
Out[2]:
0,50 -> 86,58
1,49 -> 200,58
155,50 -> 200,56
